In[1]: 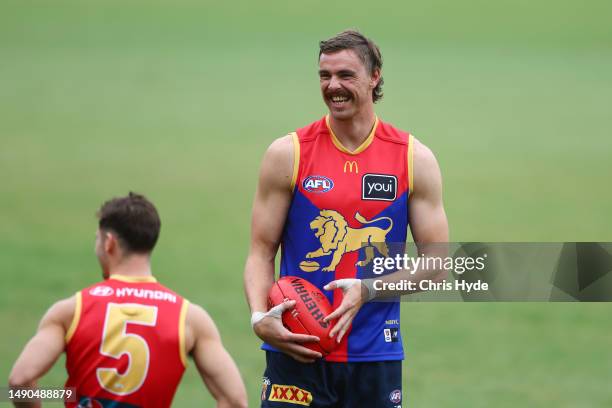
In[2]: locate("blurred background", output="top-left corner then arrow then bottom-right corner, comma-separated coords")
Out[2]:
1,0 -> 611,406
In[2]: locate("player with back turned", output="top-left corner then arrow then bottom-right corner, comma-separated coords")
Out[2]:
244,30 -> 449,407
9,192 -> 247,408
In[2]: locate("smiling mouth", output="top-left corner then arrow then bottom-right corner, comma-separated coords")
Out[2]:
328,95 -> 351,107
331,95 -> 349,102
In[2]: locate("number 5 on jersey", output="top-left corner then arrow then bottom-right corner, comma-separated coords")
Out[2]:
97,303 -> 158,395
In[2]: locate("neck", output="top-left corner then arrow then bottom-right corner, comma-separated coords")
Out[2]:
108,254 -> 152,278
328,107 -> 376,152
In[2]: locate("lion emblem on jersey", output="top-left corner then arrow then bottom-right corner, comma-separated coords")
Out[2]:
305,210 -> 393,272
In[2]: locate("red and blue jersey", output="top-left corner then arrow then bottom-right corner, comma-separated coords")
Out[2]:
264,115 -> 413,362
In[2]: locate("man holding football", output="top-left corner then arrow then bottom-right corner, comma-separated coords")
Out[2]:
244,30 -> 448,407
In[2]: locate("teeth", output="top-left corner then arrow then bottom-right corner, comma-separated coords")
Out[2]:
331,96 -> 349,103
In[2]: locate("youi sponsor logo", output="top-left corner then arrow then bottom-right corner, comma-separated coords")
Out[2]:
362,174 -> 397,201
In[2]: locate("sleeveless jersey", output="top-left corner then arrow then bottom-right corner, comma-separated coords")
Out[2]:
263,115 -> 413,362
65,275 -> 189,407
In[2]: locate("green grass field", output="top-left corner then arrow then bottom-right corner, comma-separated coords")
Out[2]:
1,0 -> 611,406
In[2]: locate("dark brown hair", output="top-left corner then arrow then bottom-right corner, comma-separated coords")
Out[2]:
97,192 -> 161,253
319,30 -> 384,103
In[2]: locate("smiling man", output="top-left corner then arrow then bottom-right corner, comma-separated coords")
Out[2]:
244,30 -> 448,407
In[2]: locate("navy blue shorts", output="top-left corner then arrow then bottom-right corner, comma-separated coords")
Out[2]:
260,351 -> 403,408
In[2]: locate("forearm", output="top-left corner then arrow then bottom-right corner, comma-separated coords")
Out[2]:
216,396 -> 247,408
244,254 -> 275,313
195,340 -> 247,408
210,363 -> 247,408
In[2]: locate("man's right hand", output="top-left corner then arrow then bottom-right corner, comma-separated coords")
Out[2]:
252,300 -> 323,363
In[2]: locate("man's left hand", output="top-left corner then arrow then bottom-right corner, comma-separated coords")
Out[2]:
323,279 -> 368,343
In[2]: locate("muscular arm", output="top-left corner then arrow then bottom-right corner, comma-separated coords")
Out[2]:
8,297 -> 74,408
409,138 -> 449,245
244,135 -> 294,314
243,135 -> 321,362
187,304 -> 247,408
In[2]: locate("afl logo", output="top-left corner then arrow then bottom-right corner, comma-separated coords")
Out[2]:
303,175 -> 334,193
89,286 -> 114,296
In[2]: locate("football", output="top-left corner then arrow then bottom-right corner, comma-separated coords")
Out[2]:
268,276 -> 337,356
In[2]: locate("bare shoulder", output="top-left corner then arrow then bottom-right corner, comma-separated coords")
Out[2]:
266,134 -> 294,158
263,134 -> 294,170
413,137 -> 438,170
41,295 -> 76,331
260,134 -> 296,191
186,302 -> 220,340
412,136 -> 443,195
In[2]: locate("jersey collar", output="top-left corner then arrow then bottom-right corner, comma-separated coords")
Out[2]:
109,274 -> 157,283
325,114 -> 379,155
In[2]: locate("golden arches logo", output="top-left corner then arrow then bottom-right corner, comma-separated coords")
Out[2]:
343,160 -> 358,173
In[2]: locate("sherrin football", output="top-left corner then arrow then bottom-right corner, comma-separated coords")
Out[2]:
268,276 -> 338,356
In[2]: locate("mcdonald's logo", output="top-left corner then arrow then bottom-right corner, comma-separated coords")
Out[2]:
343,161 -> 359,173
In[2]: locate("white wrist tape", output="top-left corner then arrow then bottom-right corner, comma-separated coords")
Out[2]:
250,311 -> 267,327
250,302 -> 288,327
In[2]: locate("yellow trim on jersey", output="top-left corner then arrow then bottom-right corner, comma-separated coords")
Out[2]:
408,133 -> 414,197
110,274 -> 157,283
325,115 -> 379,155
290,132 -> 300,192
65,291 -> 82,343
179,299 -> 190,368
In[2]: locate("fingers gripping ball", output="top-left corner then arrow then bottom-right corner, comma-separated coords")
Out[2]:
268,277 -> 338,356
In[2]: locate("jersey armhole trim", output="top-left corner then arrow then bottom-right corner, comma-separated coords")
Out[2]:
179,299 -> 190,368
65,291 -> 82,343
289,132 -> 300,192
408,133 -> 414,197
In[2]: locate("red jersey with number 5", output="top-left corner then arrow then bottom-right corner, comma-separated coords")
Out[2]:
64,275 -> 188,408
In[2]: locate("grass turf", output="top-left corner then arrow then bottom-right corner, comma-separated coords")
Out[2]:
1,0 -> 611,406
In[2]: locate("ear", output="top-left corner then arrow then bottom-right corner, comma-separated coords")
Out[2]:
370,68 -> 381,89
103,231 -> 116,255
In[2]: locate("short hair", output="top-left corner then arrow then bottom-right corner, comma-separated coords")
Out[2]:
319,29 -> 384,103
97,192 -> 161,254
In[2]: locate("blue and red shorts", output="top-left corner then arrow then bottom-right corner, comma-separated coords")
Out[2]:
260,351 -> 403,408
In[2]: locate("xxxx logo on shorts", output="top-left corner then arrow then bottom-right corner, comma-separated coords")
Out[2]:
268,384 -> 313,406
